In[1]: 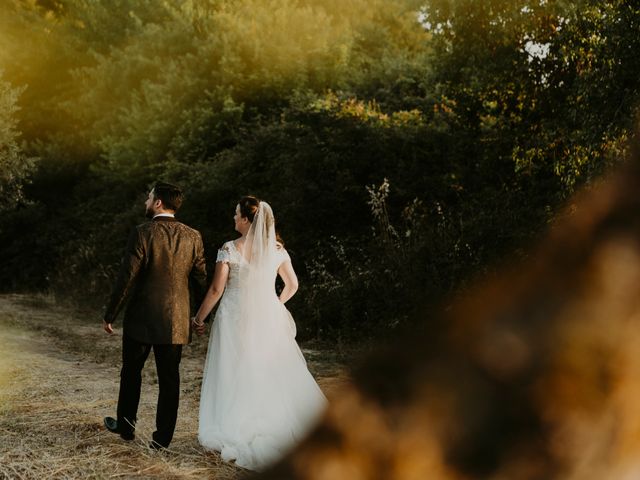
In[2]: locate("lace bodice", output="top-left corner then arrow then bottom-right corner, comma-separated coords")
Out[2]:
216,240 -> 290,293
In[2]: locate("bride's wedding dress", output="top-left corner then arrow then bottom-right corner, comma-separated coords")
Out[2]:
198,205 -> 327,471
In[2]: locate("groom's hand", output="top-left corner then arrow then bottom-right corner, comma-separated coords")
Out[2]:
191,317 -> 206,336
103,320 -> 114,334
195,323 -> 206,336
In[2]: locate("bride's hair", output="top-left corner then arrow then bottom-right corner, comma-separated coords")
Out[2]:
239,195 -> 286,246
239,195 -> 260,222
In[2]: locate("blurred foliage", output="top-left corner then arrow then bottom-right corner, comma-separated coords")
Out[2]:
0,0 -> 638,341
0,73 -> 34,211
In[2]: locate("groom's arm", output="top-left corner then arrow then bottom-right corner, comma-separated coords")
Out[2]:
103,226 -> 145,325
189,232 -> 208,318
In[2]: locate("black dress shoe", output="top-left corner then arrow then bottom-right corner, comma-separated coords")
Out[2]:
104,416 -> 135,441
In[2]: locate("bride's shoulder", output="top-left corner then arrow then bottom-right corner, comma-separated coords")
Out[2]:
216,240 -> 235,263
219,240 -> 234,250
276,241 -> 291,261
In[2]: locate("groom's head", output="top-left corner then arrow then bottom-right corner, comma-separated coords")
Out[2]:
145,182 -> 183,218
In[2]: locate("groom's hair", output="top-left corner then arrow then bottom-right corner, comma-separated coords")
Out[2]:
152,182 -> 183,212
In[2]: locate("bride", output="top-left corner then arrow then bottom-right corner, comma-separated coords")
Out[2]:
191,196 -> 327,471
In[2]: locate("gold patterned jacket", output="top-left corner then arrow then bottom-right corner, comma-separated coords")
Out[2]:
104,216 -> 207,344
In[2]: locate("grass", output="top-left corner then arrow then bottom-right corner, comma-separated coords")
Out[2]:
0,294 -> 349,479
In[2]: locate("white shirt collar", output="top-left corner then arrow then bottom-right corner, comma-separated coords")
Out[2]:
153,213 -> 175,219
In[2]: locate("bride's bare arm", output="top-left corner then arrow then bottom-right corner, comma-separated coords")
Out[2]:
193,262 -> 229,326
278,260 -> 299,304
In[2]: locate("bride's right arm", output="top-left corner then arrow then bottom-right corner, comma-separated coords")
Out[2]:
277,259 -> 298,304
193,261 -> 229,325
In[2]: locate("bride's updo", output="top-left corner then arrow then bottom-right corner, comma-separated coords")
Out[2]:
239,195 -> 260,222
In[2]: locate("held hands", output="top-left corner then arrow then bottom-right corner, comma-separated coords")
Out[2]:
191,316 -> 206,336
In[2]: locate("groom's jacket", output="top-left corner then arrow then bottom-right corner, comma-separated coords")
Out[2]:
104,216 -> 207,344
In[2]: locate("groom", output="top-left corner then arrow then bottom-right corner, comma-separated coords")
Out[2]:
102,182 -> 207,449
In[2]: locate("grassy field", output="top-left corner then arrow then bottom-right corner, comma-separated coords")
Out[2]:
0,294 -> 348,479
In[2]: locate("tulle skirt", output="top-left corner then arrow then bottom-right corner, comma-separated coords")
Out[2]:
198,289 -> 327,471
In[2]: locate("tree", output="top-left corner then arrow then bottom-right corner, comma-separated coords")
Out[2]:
0,73 -> 33,211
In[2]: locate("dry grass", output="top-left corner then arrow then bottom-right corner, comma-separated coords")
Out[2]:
0,294 -> 348,479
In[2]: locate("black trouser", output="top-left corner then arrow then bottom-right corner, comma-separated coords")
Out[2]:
116,334 -> 183,447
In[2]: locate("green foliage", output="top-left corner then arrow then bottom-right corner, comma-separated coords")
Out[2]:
0,0 -> 639,341
422,0 -> 640,194
0,73 -> 34,211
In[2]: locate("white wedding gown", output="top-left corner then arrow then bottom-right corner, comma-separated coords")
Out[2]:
198,240 -> 327,471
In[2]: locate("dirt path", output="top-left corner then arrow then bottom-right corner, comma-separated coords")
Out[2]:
0,294 -> 349,479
